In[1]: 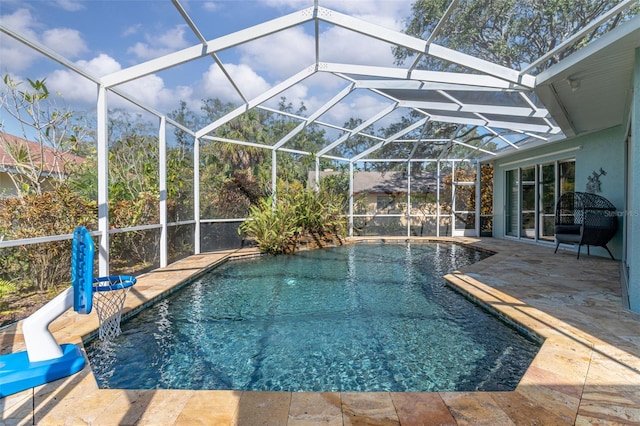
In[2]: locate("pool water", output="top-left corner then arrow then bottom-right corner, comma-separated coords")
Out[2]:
86,243 -> 541,392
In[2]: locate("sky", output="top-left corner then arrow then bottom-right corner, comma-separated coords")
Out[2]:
0,0 -> 415,139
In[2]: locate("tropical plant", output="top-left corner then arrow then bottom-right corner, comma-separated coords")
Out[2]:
240,182 -> 347,255
239,196 -> 300,255
293,187 -> 346,237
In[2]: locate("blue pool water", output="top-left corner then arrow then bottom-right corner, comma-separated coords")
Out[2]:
86,243 -> 540,392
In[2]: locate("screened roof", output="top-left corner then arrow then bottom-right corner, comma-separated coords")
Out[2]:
1,0 -> 637,163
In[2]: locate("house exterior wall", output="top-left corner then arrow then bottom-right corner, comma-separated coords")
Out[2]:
491,124 -> 626,260
0,171 -> 60,198
628,47 -> 640,311
0,172 -> 18,197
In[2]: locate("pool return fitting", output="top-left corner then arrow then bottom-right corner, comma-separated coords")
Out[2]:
0,226 -> 136,398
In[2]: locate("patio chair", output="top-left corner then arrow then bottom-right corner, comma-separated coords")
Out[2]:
554,191 -> 618,259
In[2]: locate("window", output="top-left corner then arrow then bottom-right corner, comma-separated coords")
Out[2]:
376,195 -> 396,212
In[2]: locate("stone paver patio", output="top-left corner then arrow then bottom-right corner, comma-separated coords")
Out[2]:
1,237 -> 639,425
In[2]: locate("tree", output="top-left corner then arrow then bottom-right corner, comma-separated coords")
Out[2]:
198,104 -> 271,219
0,75 -> 89,196
395,0 -> 638,73
335,118 -> 377,168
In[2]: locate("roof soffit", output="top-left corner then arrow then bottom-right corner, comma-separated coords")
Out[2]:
534,16 -> 640,137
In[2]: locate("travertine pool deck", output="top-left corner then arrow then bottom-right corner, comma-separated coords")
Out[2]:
1,237 -> 639,425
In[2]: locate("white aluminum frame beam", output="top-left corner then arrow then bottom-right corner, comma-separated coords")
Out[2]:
196,66 -> 315,138
101,7 -> 315,87
201,135 -> 315,157
408,0 -> 461,72
316,7 -> 536,88
158,117 -> 168,268
521,0 -> 638,75
96,85 -> 109,276
317,103 -> 398,156
426,112 -> 557,134
398,100 -> 549,118
352,117 -> 430,162
173,1 -> 248,102
354,79 -> 526,92
273,82 -> 355,150
327,63 -> 526,90
173,0 -> 206,44
256,104 -> 369,137
483,126 -> 519,149
452,139 -> 496,156
0,24 -> 100,85
212,54 -> 248,104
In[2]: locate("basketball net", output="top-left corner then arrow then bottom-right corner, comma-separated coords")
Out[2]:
93,284 -> 131,340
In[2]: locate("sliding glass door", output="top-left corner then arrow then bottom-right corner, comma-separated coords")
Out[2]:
538,163 -> 556,241
521,167 -> 536,239
505,160 -> 575,241
505,169 -> 519,237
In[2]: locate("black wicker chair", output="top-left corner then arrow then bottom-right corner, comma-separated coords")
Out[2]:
554,191 -> 618,259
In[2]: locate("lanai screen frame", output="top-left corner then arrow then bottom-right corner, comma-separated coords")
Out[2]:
1,0 -> 635,276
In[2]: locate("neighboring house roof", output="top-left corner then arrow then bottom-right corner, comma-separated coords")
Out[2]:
310,170 -> 438,194
0,132 -> 84,176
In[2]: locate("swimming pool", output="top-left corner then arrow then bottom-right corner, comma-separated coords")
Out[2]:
86,243 -> 541,392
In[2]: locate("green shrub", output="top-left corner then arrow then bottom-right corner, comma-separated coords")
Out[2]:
0,279 -> 16,298
109,191 -> 161,273
0,187 -> 97,290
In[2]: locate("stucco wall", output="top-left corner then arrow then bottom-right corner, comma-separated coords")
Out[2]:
628,48 -> 640,311
0,172 -> 18,198
491,125 -> 626,259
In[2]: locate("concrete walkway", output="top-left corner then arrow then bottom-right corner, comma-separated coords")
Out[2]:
1,238 -> 639,425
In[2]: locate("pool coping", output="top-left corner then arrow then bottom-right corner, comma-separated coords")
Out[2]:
1,237 -> 639,424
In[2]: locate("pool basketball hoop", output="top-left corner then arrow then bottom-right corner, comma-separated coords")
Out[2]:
0,226 -> 136,397
92,275 -> 136,339
71,226 -> 136,340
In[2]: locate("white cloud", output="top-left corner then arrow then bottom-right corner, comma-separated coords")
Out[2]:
0,8 -> 39,37
120,74 -> 182,110
202,2 -> 220,12
53,0 -> 85,12
46,69 -> 97,104
320,0 -> 411,23
200,63 -> 271,102
319,26 -> 398,67
76,54 -> 123,77
238,26 -> 315,79
325,93 -> 391,126
266,83 -> 311,110
46,54 -> 122,104
0,9 -> 44,73
127,25 -> 190,60
262,0 -> 412,28
0,8 -> 90,73
1,0 -> 415,131
42,28 -> 88,59
262,0 -> 309,9
122,24 -> 142,37
45,54 -> 198,114
226,0 -> 410,98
